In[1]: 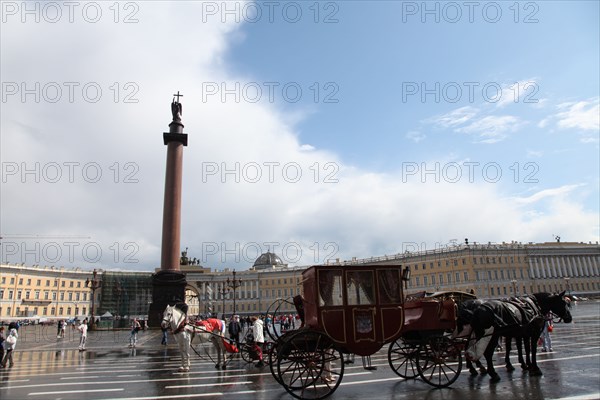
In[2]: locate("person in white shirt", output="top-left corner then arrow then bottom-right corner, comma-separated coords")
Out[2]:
77,318 -> 88,351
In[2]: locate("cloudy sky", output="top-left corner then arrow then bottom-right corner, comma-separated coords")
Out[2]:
1,1 -> 598,272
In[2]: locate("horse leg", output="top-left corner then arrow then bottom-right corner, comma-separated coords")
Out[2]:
466,357 -> 478,376
476,359 -> 488,375
529,334 -> 543,376
523,335 -> 532,371
486,336 -> 501,383
515,336 -> 527,370
504,336 -> 515,372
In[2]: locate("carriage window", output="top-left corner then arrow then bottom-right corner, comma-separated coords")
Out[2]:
346,271 -> 375,305
318,270 -> 343,306
378,269 -> 402,304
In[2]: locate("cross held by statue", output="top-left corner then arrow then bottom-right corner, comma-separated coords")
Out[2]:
173,91 -> 183,102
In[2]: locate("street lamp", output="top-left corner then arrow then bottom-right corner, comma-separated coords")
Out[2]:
217,284 -> 230,318
564,277 -> 570,295
85,269 -> 102,329
226,270 -> 242,318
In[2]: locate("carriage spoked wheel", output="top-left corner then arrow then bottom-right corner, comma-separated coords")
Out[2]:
277,330 -> 344,400
266,297 -> 298,341
388,337 -> 419,379
416,336 -> 463,388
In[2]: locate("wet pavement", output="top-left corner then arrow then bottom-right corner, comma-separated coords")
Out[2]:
1,301 -> 599,400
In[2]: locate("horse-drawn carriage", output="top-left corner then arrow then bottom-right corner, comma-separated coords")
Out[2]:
269,264 -> 473,399
162,263 -> 572,398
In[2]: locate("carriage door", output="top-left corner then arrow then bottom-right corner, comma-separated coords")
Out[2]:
346,270 -> 378,348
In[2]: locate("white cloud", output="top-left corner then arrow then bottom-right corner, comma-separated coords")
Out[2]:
427,106 -> 479,128
556,98 -> 600,131
405,131 -> 426,143
1,4 -> 597,271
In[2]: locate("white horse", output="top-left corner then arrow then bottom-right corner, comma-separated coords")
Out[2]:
161,305 -> 228,371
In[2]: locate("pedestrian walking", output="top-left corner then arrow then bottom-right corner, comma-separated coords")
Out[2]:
129,318 -> 142,347
252,316 -> 265,367
1,327 -> 18,367
161,325 -> 169,345
76,318 -> 88,351
0,327 -> 5,365
228,315 -> 242,348
57,320 -> 63,338
541,312 -> 554,352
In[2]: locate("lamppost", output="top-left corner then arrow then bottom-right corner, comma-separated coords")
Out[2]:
217,284 -> 230,319
85,269 -> 102,329
511,279 -> 518,296
564,277 -> 570,295
226,270 -> 242,318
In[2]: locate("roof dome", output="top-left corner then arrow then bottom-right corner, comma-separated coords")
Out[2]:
252,252 -> 286,270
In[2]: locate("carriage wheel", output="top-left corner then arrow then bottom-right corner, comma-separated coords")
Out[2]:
240,342 -> 254,364
388,337 -> 419,379
270,331 -> 296,385
416,336 -> 463,388
277,330 -> 344,400
266,297 -> 298,341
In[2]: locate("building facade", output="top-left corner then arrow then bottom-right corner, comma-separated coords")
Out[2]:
1,241 -> 599,322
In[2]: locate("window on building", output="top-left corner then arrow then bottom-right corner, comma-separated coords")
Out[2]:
462,258 -> 466,265
474,258 -> 477,264
8,291 -> 13,300
27,279 -> 31,285
67,307 -> 71,315
463,271 -> 469,282
423,276 -> 428,286
77,282 -> 81,288
431,275 -> 436,285
35,291 -> 40,299
415,277 -> 420,286
439,274 -> 443,284
500,270 -> 505,279
46,280 -> 50,286
0,289 -> 3,299
19,278 -> 23,285
455,272 -> 460,283
61,281 -> 65,287
37,279 -> 41,286
447,273 -> 452,284
491,287 -> 494,295
60,293 -> 64,300
70,281 -> 74,288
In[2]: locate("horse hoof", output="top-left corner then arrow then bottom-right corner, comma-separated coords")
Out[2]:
490,374 -> 501,383
521,364 -> 529,371
221,365 -> 226,370
530,369 -> 543,376
215,365 -> 220,369
469,369 -> 478,376
506,364 -> 515,372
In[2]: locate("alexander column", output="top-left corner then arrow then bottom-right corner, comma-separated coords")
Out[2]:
148,92 -> 188,327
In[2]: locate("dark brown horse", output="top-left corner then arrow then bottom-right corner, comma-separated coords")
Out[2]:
465,292 -> 572,382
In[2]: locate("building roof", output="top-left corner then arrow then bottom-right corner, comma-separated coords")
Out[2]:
252,252 -> 286,270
